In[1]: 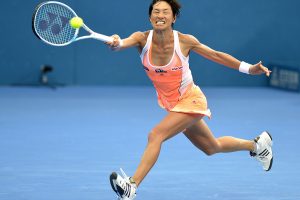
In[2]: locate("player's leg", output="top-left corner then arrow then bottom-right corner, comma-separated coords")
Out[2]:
183,119 -> 273,171
110,112 -> 202,199
183,119 -> 255,155
133,112 -> 202,186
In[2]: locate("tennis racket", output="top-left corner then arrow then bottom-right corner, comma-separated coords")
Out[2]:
32,1 -> 113,46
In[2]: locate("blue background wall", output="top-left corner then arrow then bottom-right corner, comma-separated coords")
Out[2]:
0,0 -> 299,86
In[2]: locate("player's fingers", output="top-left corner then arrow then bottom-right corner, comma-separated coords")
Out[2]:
106,35 -> 118,46
111,35 -> 117,45
105,36 -> 115,45
112,35 -> 121,46
260,65 -> 271,77
266,68 -> 272,77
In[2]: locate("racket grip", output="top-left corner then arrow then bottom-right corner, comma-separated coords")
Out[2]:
92,33 -> 113,43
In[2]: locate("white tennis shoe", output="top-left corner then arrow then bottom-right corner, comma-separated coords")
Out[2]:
110,168 -> 137,200
250,131 -> 273,171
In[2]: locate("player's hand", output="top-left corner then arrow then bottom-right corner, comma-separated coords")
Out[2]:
249,61 -> 271,77
106,34 -> 122,50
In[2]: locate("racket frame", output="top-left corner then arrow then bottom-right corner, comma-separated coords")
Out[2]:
32,1 -> 113,46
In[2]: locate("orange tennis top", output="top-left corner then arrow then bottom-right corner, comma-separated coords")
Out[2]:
140,30 -> 195,110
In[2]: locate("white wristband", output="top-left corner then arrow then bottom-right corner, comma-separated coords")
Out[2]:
239,61 -> 251,74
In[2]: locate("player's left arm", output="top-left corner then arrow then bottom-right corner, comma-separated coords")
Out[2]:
185,34 -> 271,76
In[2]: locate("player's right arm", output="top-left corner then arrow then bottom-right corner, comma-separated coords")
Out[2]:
108,31 -> 146,52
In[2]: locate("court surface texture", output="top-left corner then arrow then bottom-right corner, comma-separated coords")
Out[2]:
0,86 -> 299,200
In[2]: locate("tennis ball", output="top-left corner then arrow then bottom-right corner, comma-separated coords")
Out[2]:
69,17 -> 83,29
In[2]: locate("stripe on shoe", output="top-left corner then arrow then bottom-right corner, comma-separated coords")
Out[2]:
259,149 -> 269,156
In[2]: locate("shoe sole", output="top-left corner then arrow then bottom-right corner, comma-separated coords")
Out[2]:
264,131 -> 273,171
265,131 -> 273,141
266,157 -> 273,171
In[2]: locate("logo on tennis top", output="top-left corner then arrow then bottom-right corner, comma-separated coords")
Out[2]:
155,69 -> 167,73
171,66 -> 183,71
38,12 -> 69,35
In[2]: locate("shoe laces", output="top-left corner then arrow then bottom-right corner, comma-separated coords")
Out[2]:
250,136 -> 271,162
120,168 -> 136,185
118,168 -> 136,199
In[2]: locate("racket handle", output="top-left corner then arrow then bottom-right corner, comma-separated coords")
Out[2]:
92,32 -> 113,43
82,24 -> 113,43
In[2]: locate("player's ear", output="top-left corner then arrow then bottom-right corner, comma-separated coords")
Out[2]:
173,16 -> 176,24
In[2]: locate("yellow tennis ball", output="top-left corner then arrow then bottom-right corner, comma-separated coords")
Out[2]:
69,17 -> 83,29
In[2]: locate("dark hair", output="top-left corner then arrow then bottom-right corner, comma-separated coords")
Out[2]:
148,0 -> 181,18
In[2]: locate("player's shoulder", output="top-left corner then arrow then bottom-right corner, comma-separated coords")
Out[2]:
131,31 -> 149,41
177,31 -> 200,44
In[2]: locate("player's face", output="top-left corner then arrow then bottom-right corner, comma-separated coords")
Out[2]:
150,1 -> 175,31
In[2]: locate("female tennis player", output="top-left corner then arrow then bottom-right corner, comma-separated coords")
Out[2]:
107,0 -> 273,199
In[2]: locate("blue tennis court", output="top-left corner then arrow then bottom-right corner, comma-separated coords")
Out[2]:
1,1 -> 300,199
0,86 -> 299,200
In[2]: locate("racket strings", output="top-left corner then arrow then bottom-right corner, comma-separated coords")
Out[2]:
34,3 -> 77,45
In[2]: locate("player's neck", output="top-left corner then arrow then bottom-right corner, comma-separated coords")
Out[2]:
153,28 -> 173,45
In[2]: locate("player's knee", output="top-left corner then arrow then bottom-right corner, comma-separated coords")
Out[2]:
147,129 -> 164,144
203,148 -> 217,156
203,143 -> 221,156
